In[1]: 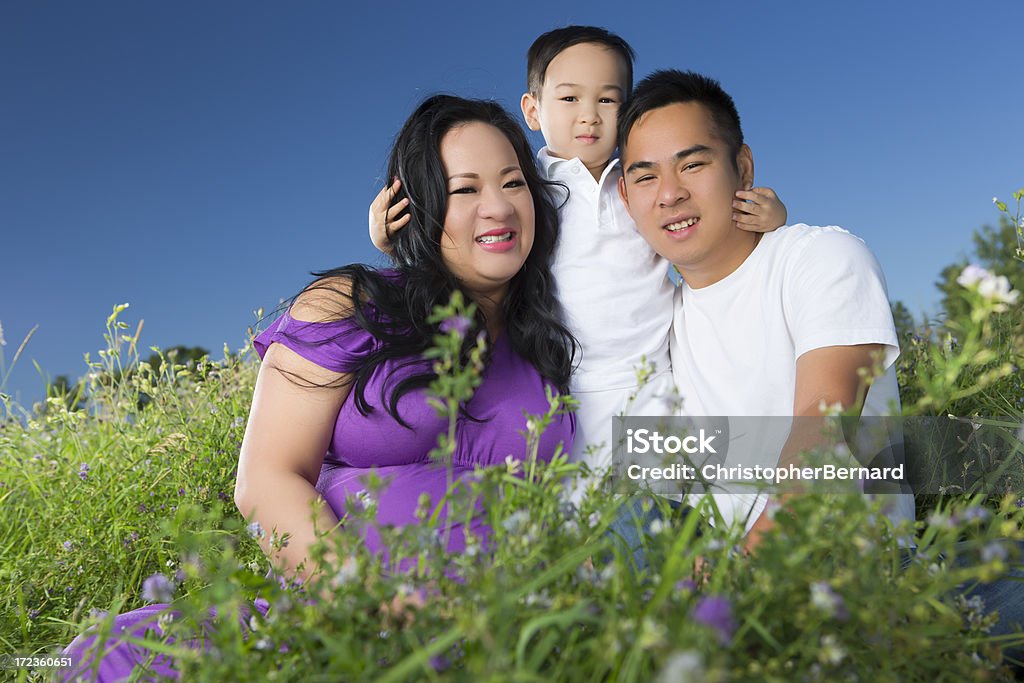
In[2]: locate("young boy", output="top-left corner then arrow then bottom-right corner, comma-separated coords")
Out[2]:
369,26 -> 787,483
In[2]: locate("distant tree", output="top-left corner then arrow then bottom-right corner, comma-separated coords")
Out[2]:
143,346 -> 210,374
890,300 -> 917,345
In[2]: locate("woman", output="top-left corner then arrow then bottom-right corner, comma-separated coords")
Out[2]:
62,94 -> 577,681
236,94 -> 577,577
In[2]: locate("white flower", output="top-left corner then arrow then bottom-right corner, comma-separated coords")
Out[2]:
330,555 -> 359,588
657,651 -> 704,683
957,264 -> 1020,307
957,264 -> 990,288
819,634 -> 846,664
977,274 -> 1019,305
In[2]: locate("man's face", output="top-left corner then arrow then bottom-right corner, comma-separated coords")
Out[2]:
521,42 -> 627,178
618,102 -> 754,286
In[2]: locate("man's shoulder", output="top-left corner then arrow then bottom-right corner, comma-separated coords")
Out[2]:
765,224 -> 876,269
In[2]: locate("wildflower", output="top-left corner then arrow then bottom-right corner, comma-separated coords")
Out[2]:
926,510 -> 957,530
956,594 -> 996,633
78,463 -> 90,481
818,634 -> 846,665
810,581 -> 849,620
691,595 -> 736,645
141,573 -> 175,603
954,506 -> 990,524
502,510 -> 530,534
353,489 -> 376,513
503,454 -> 522,475
63,540 -> 74,552
439,315 -> 471,337
28,609 -> 39,619
657,650 -> 704,683
247,521 -> 265,540
957,264 -> 989,288
233,417 -> 245,428
649,517 -> 666,535
981,541 -> 1008,564
956,264 -> 1020,307
330,556 -> 359,588
675,578 -> 696,594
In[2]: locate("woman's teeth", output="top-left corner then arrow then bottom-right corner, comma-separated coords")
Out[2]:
477,232 -> 513,244
666,218 -> 698,232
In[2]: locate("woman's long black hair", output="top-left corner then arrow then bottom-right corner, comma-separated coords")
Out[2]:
280,95 -> 577,426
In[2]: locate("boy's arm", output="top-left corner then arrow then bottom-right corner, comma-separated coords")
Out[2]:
368,178 -> 411,255
733,187 -> 787,233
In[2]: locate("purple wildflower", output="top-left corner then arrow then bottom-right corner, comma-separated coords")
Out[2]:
439,315 -> 471,337
247,521 -> 265,539
810,581 -> 849,620
981,541 -> 1009,564
78,463 -> 90,481
28,609 -> 39,619
955,506 -> 990,525
178,487 -> 185,497
141,573 -> 175,603
62,540 -> 73,552
1016,498 -> 1024,509
691,595 -> 737,645
675,579 -> 697,593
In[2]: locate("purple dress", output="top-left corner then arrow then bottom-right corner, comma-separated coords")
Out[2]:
61,308 -> 574,681
255,310 -> 575,556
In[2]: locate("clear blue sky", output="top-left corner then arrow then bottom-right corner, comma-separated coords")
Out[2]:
2,0 -> 1022,407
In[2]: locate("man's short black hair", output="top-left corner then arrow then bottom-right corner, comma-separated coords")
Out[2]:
618,70 -> 745,164
526,25 -> 635,95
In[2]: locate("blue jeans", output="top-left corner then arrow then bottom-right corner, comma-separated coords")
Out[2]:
604,495 -> 693,574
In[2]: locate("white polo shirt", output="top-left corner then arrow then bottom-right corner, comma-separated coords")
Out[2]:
538,148 -> 675,470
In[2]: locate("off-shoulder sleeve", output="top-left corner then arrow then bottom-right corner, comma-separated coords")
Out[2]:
253,312 -> 377,374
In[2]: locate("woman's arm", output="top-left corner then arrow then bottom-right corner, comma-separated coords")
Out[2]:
234,291 -> 354,582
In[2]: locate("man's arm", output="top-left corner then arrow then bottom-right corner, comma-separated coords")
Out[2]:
742,343 -> 884,549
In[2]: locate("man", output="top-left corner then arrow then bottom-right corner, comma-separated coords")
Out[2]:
615,69 -> 915,542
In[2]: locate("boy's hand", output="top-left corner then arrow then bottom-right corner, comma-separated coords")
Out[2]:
733,187 -> 787,233
369,178 -> 411,255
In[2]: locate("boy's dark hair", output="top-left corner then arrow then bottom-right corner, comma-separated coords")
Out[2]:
618,70 -> 745,167
526,25 -> 635,95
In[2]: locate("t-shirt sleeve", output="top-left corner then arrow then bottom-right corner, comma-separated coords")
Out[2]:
252,312 -> 376,374
785,229 -> 899,369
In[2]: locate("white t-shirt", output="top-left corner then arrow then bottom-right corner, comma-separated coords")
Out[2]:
539,149 -> 676,471
670,224 -> 915,530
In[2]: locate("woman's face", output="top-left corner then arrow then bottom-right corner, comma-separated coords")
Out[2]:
438,122 -> 535,299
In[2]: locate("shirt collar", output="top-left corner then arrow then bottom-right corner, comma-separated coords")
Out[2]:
536,147 -> 622,186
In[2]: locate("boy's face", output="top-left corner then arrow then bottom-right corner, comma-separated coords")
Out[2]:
521,42 -> 628,177
618,101 -> 754,286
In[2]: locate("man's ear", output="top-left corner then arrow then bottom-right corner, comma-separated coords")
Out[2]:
520,92 -> 541,131
737,144 -> 754,190
618,176 -> 630,213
